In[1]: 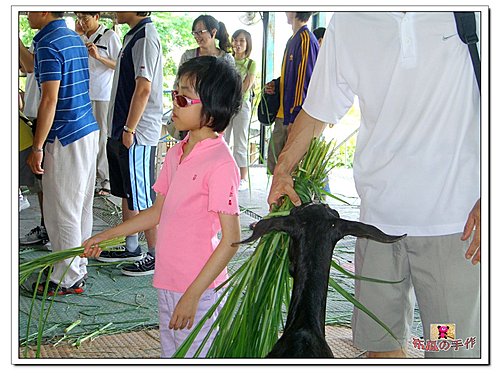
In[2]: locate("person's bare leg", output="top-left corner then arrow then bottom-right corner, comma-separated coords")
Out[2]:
144,225 -> 157,251
240,166 -> 248,181
366,347 -> 407,358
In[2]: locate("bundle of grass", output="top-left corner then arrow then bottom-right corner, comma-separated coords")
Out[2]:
19,237 -> 125,358
172,138 -> 400,358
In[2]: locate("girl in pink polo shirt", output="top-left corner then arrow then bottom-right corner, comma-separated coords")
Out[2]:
83,56 -> 243,357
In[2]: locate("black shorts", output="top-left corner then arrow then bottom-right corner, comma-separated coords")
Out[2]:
106,138 -> 156,211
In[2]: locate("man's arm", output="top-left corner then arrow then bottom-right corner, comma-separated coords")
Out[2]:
19,38 -> 34,73
86,43 -> 117,70
268,109 -> 327,207
27,80 -> 60,174
121,76 -> 152,148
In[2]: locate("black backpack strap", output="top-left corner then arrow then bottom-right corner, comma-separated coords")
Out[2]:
454,12 -> 480,91
92,28 -> 110,45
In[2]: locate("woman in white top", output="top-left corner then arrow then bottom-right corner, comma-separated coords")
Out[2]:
224,29 -> 256,191
172,15 -> 235,140
178,14 -> 235,66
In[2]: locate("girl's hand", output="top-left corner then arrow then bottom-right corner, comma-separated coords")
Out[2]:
82,235 -> 108,258
169,292 -> 200,330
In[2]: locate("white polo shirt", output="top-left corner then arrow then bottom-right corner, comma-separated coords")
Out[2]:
303,12 -> 480,236
23,42 -> 40,119
83,24 -> 122,101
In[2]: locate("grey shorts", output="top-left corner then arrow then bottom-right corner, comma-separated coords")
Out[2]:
351,233 -> 480,358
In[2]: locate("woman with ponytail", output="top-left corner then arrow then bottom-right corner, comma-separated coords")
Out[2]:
178,15 -> 234,66
224,29 -> 256,191
171,15 -> 235,140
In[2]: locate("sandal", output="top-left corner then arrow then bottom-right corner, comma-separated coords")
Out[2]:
34,278 -> 86,296
95,188 -> 111,197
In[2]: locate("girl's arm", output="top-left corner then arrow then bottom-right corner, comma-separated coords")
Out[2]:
83,194 -> 166,257
169,212 -> 241,330
242,60 -> 256,94
242,72 -> 255,94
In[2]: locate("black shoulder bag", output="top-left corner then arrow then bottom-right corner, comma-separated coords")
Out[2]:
454,12 -> 480,92
258,77 -> 280,125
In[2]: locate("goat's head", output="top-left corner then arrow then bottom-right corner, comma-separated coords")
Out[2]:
237,202 -> 406,276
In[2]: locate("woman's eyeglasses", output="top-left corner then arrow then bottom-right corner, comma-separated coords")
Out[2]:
191,29 -> 208,37
172,90 -> 202,108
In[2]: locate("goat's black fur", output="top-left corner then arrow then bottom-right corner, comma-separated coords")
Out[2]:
237,202 -> 406,358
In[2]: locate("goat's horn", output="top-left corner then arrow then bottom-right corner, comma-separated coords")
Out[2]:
233,215 -> 298,246
335,219 -> 406,243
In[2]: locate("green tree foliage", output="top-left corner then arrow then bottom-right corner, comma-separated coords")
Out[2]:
151,12 -> 195,88
18,12 -> 195,92
19,16 -> 36,47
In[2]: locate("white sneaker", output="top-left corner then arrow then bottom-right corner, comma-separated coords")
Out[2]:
238,179 -> 249,191
19,194 -> 30,212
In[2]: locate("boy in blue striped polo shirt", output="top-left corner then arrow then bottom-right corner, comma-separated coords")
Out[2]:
26,12 -> 99,295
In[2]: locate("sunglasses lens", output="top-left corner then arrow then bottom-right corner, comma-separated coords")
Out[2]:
172,91 -> 188,107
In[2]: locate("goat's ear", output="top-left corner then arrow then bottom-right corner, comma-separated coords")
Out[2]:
235,216 -> 298,245
335,219 -> 406,243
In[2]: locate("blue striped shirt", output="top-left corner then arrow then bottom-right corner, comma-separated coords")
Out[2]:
33,19 -> 98,146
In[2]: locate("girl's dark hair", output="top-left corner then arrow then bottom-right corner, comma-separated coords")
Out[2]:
313,27 -> 326,40
232,29 -> 252,58
192,15 -> 231,53
177,56 -> 242,132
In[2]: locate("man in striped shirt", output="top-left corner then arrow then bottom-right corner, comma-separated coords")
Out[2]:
267,12 -> 319,174
27,11 -> 99,295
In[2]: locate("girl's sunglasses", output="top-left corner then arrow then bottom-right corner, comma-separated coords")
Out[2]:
172,90 -> 202,108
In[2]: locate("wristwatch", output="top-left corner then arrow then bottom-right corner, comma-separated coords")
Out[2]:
123,125 -> 136,134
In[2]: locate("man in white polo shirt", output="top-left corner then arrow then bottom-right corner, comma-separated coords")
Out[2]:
268,12 -> 481,358
76,12 -> 122,196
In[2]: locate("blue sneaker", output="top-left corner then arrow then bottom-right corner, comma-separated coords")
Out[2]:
97,245 -> 143,263
121,252 -> 155,276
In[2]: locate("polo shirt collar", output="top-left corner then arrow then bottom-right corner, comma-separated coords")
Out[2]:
177,133 -> 224,163
125,17 -> 152,37
88,24 -> 106,42
33,19 -> 66,43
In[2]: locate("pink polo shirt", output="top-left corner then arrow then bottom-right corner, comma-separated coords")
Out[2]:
152,134 -> 240,293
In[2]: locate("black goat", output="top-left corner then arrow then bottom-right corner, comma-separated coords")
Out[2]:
238,202 -> 406,358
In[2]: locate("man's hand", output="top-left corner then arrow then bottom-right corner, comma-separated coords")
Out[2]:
268,170 -> 301,208
266,111 -> 328,209
27,150 -> 44,175
122,131 -> 135,149
264,80 -> 275,95
462,199 -> 480,265
86,42 -> 99,60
